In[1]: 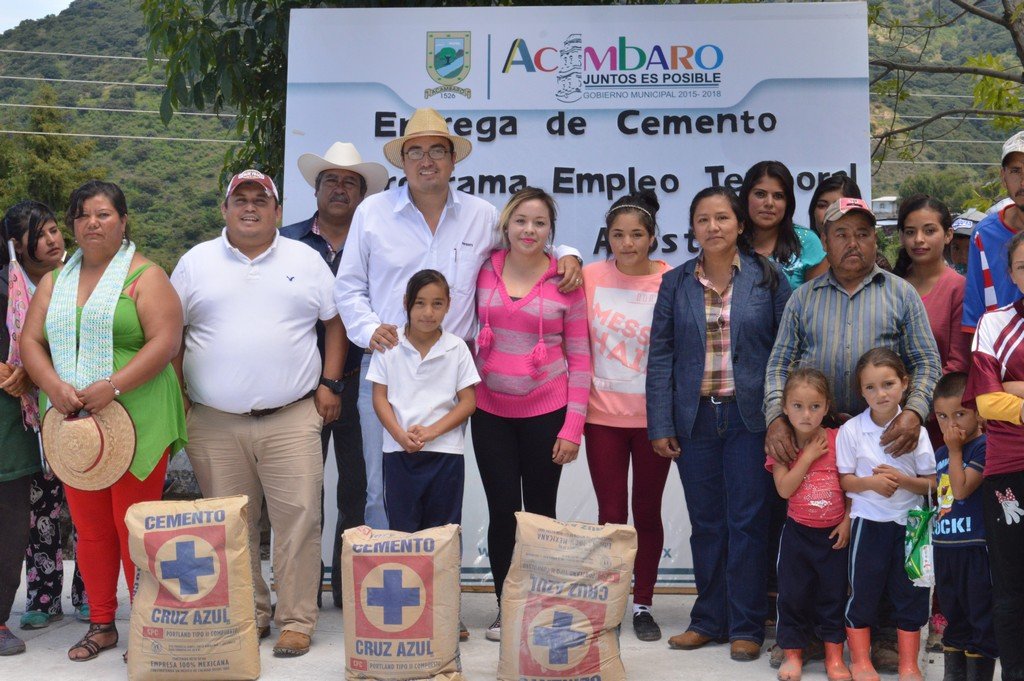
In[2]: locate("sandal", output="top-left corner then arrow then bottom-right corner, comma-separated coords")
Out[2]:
68,622 -> 118,662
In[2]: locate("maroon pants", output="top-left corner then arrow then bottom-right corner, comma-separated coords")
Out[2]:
584,423 -> 671,605
64,451 -> 168,624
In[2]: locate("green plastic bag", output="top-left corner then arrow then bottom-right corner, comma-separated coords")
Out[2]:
904,506 -> 936,587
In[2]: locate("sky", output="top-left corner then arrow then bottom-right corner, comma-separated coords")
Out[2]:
0,0 -> 73,33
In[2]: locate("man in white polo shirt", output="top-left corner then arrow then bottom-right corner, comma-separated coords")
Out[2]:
171,169 -> 344,658
335,107 -> 583,535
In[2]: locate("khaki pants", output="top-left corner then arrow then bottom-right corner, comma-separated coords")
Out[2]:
186,398 -> 324,636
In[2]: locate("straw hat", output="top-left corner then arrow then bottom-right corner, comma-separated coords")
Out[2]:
296,142 -> 389,195
382,108 -> 472,168
41,402 -> 136,491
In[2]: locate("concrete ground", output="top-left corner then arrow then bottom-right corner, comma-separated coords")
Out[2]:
2,562 -> 961,679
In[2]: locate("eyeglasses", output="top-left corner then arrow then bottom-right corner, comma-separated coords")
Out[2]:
403,147 -> 450,161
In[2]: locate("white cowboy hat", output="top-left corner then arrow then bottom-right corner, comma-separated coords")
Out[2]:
296,142 -> 389,195
382,108 -> 473,169
41,402 -> 136,491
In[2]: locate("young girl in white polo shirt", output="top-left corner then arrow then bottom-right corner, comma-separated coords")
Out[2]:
836,348 -> 936,681
366,269 -> 480,533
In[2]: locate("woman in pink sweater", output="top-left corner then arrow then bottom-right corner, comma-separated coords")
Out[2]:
582,189 -> 671,642
472,187 -> 591,641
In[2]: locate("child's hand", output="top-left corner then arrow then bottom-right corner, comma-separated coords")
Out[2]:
829,515 -> 851,549
802,430 -> 829,462
867,469 -> 900,497
942,423 -> 966,453
408,424 -> 437,446
398,431 -> 424,453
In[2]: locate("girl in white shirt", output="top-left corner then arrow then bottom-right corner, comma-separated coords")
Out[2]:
836,347 -> 935,681
367,269 -> 479,533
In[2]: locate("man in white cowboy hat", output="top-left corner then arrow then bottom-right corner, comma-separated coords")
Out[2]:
334,107 -> 583,639
281,142 -> 388,608
172,169 -> 345,657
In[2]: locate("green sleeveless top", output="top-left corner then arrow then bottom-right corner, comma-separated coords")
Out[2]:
44,265 -> 187,480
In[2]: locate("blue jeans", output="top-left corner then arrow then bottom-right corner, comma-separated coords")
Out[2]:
358,353 -> 389,529
676,399 -> 771,643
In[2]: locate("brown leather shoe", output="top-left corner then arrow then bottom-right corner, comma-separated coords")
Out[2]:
730,639 -> 762,661
257,625 -> 270,641
273,630 -> 311,657
668,630 -> 724,650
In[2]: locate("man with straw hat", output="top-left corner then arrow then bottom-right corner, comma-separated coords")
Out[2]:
281,142 -> 388,608
335,107 -> 583,532
172,169 -> 345,657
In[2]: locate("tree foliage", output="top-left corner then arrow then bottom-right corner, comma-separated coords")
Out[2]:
871,0 -> 1024,160
0,85 -> 99,217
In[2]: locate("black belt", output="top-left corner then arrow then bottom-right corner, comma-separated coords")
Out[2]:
701,394 -> 735,404
244,390 -> 316,418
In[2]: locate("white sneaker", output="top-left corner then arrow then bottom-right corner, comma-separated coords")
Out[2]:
485,613 -> 501,642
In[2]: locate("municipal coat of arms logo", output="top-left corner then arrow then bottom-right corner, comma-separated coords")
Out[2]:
426,31 -> 472,99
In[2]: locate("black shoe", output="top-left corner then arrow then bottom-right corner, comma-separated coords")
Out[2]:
632,611 -> 662,642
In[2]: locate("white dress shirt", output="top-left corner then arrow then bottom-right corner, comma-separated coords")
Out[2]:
334,185 -> 580,345
171,229 -> 338,413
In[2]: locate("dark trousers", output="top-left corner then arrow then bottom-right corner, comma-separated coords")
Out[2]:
982,472 -> 1024,680
383,451 -> 464,532
321,372 -> 365,607
846,517 -> 929,631
25,470 -> 86,614
583,423 -> 671,606
934,546 -> 998,659
0,475 -> 31,621
776,518 -> 848,648
676,399 -> 771,643
471,407 -> 565,600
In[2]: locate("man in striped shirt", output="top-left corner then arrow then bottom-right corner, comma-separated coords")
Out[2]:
763,198 -> 941,463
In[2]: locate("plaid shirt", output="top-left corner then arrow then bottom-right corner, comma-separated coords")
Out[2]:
695,253 -> 741,397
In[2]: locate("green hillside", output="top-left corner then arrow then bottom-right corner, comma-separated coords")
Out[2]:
0,0 -> 1015,271
0,0 -> 236,269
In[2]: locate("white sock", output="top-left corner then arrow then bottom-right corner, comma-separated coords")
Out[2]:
633,604 -> 651,616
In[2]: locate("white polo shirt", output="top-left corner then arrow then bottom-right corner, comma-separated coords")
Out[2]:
836,407 -> 936,524
171,229 -> 338,414
365,329 -> 479,455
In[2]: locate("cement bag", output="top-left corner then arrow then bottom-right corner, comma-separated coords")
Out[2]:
497,512 -> 638,681
342,524 -> 463,681
125,495 -> 259,680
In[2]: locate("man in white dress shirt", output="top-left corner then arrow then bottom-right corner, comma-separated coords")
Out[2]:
335,107 -> 583,533
172,170 -> 345,657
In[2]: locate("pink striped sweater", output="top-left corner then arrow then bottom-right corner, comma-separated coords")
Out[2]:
474,249 -> 591,444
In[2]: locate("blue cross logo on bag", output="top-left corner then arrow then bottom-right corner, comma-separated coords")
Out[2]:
355,559 -> 432,636
145,525 -> 229,608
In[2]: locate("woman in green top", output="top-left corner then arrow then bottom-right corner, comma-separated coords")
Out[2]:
22,180 -> 186,662
740,160 -> 829,290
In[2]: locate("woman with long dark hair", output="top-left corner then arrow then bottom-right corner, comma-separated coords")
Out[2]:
740,160 -> 827,289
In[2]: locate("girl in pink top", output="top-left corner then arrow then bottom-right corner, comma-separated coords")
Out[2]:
765,367 -> 852,681
582,190 -> 671,642
894,195 -> 972,375
472,187 -> 590,641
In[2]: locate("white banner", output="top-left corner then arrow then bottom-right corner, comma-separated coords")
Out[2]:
286,3 -> 870,586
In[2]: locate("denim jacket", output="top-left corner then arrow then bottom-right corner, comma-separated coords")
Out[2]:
646,251 -> 791,440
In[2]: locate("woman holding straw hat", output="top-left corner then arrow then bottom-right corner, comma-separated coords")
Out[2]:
21,180 -> 187,662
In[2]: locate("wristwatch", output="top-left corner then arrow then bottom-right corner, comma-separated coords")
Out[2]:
319,376 -> 344,394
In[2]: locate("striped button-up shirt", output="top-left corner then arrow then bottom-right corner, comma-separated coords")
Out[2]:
764,266 -> 941,423
695,254 -> 740,397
